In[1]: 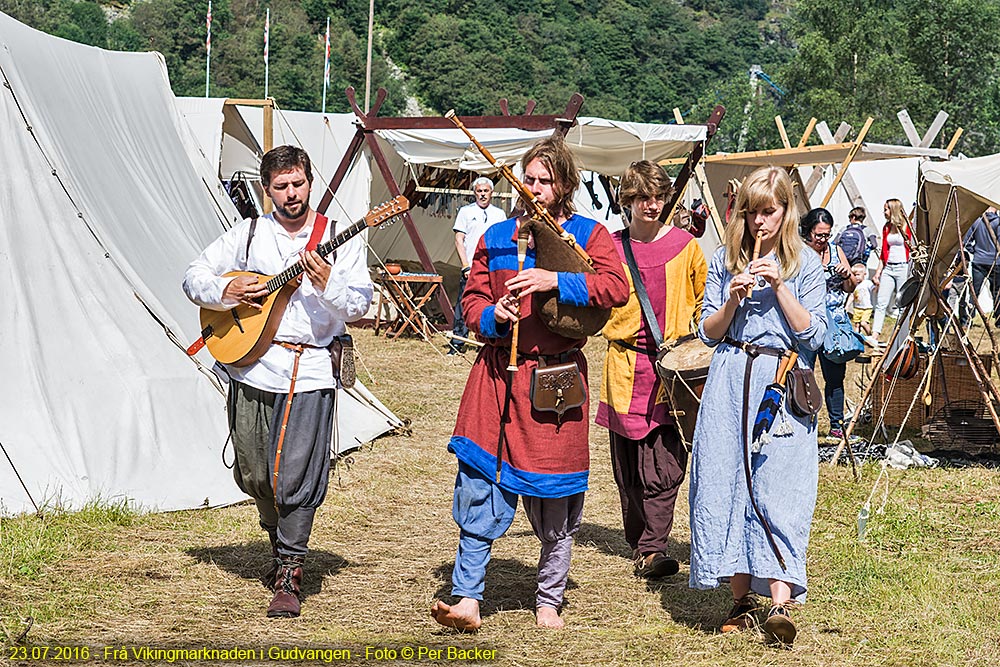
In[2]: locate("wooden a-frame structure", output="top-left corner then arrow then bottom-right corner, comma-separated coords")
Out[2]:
313,87 -> 585,325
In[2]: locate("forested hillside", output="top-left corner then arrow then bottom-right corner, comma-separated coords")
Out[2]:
2,0 -> 999,154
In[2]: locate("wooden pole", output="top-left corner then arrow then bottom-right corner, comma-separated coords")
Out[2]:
797,118 -> 817,148
820,117 -> 873,208
671,108 -> 725,239
262,98 -> 274,214
774,115 -> 791,149
945,128 -> 964,155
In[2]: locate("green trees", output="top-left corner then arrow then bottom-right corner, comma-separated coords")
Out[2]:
780,0 -> 1000,153
4,0 -> 1000,154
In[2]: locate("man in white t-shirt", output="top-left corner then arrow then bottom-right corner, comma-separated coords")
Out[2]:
449,176 -> 507,353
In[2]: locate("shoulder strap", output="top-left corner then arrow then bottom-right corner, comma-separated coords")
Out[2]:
244,216 -> 258,266
307,213 -> 328,252
621,227 -> 664,348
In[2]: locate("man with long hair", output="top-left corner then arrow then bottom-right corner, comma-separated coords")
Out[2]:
431,137 -> 628,631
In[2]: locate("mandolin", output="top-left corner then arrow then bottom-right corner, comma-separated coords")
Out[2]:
187,196 -> 409,367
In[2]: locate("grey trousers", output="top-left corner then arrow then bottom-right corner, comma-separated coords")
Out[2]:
228,381 -> 335,558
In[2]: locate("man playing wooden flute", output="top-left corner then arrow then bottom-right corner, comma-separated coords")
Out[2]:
431,137 -> 629,631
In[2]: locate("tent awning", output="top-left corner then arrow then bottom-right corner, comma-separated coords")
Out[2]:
375,116 -> 706,174
664,142 -> 948,168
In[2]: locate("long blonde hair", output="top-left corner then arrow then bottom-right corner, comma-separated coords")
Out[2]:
885,198 -> 908,233
725,166 -> 803,280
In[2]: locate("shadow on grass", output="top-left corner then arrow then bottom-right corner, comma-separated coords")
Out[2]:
431,557 -> 578,620
186,540 -> 348,598
572,523 -> 726,633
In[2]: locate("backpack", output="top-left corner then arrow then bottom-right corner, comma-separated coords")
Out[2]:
835,224 -> 873,265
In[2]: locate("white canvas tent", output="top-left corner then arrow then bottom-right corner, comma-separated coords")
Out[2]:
363,119 -> 706,267
918,153 -> 1000,276
0,12 -> 398,516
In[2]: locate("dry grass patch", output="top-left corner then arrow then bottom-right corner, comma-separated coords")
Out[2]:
2,329 -> 1000,665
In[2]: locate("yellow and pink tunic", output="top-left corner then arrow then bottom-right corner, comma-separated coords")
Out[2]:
596,227 -> 707,439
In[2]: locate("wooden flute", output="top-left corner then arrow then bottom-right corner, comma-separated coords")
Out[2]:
444,109 -> 593,267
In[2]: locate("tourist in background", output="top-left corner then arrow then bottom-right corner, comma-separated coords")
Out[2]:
871,198 -> 913,344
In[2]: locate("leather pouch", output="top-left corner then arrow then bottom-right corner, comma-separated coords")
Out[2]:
530,359 -> 585,418
329,334 -> 356,389
786,367 -> 821,419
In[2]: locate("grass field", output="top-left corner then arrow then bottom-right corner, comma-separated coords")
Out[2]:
3,328 -> 1000,666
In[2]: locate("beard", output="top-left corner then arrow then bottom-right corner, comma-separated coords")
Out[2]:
274,199 -> 307,221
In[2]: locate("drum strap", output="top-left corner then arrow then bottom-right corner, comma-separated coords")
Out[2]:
620,227 -> 664,349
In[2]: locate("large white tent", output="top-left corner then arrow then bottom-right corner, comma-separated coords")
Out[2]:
0,12 -> 398,516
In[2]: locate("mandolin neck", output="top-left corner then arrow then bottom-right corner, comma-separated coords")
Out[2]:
263,217 -> 367,294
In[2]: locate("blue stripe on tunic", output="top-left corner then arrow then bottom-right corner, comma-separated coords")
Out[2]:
448,435 -> 589,499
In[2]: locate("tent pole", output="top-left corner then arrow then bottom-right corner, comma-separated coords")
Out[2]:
947,197 -> 1000,404
660,105 -> 726,228
820,117 -> 873,208
670,107 -> 725,239
830,309 -> 906,476
832,183 -> 951,472
262,98 -> 274,214
931,282 -> 1000,430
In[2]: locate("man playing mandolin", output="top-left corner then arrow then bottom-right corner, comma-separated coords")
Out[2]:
431,136 -> 628,631
183,145 -> 373,619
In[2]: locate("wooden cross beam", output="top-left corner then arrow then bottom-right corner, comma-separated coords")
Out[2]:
897,109 -> 949,148
673,107 -> 725,239
804,121 -> 852,197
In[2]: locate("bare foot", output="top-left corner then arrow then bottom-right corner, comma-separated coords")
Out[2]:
430,598 -> 482,632
535,605 -> 564,629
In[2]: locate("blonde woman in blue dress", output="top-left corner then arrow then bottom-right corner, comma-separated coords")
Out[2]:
688,166 -> 827,646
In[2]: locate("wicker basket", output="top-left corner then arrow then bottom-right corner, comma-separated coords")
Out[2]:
872,352 -> 993,433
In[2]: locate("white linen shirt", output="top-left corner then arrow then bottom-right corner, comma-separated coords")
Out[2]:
183,214 -> 373,394
453,202 -> 507,264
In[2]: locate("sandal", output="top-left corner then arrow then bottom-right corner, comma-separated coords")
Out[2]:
763,602 -> 797,646
720,594 -> 759,633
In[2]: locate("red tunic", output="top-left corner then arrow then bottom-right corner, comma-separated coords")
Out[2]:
449,215 -> 629,498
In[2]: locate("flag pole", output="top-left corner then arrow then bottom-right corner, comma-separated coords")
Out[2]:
263,8 -> 270,99
204,1 -> 212,97
364,0 -> 374,112
322,17 -> 330,114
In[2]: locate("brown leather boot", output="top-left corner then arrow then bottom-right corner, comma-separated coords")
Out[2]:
263,532 -> 280,590
267,556 -> 304,618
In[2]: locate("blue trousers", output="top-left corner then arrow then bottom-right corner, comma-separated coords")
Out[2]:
450,461 -> 583,608
817,354 -> 846,431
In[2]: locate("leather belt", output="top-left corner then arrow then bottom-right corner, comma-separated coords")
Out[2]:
725,335 -> 789,571
496,346 -> 579,363
723,336 -> 785,359
275,341 -> 323,352
612,339 -> 657,356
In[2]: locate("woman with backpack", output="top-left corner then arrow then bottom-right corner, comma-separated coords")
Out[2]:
872,199 -> 914,343
801,208 -> 861,440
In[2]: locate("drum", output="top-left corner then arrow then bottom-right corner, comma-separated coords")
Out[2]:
655,335 -> 715,445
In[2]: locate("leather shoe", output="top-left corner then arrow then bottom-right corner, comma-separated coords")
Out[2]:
633,552 -> 679,579
267,556 -> 304,618
763,603 -> 797,646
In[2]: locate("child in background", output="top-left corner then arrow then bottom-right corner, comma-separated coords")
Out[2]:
847,263 -> 876,344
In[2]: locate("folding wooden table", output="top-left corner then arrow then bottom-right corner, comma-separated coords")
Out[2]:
374,271 -> 443,339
